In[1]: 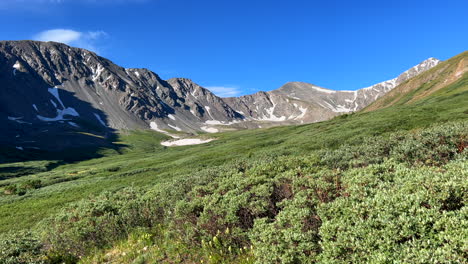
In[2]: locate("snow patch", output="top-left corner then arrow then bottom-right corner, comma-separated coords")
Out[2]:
92,64 -> 105,81
150,121 -> 165,133
204,106 -> 214,119
50,100 -> 57,108
37,87 -> 80,122
13,61 -> 21,75
334,105 -> 352,112
161,138 -> 214,147
362,78 -> 397,92
258,102 -> 286,121
223,120 -> 241,125
295,106 -> 308,119
205,120 -> 224,125
94,113 -> 106,126
68,122 -> 79,127
37,107 -> 79,122
8,116 -> 31,124
322,101 -> 352,113
48,87 -> 65,108
150,122 -> 180,139
353,91 -> 359,111
201,126 -> 219,133
168,124 -> 182,131
312,86 -> 335,94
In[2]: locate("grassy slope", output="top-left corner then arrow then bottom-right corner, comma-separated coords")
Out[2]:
0,69 -> 467,233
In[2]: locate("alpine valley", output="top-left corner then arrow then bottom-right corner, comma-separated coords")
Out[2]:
1,41 -> 441,153
0,40 -> 467,264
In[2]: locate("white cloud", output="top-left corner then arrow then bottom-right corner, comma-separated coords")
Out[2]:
34,29 -> 82,44
205,86 -> 242,97
33,29 -> 107,52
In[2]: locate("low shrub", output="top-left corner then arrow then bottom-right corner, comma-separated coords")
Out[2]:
390,122 -> 467,166
40,188 -> 160,257
317,159 -> 467,263
321,121 -> 467,169
5,121 -> 464,263
0,231 -> 45,264
173,155 -> 322,248
2,180 -> 42,196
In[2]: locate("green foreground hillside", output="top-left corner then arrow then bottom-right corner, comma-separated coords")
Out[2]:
0,61 -> 467,263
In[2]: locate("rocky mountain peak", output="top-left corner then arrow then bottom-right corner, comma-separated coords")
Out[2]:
394,57 -> 440,84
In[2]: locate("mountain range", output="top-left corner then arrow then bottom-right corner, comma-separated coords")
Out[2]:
0,40 -> 442,151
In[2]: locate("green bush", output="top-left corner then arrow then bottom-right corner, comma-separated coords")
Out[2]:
320,121 -> 467,169
390,122 -> 467,166
20,179 -> 42,190
0,231 -> 45,264
317,159 -> 467,263
2,180 -> 42,196
40,188 -> 161,257
173,155 -> 322,248
5,121 -> 465,263
249,167 -> 346,264
250,195 -> 320,264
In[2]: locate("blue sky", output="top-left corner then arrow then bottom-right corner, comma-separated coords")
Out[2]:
1,0 -> 467,97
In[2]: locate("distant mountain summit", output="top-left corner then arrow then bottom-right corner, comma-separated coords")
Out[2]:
0,40 -> 441,151
224,57 -> 440,125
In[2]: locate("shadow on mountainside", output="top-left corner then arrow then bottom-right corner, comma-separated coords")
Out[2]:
0,65 -> 127,164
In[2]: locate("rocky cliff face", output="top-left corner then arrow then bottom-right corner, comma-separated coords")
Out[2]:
0,40 -> 440,151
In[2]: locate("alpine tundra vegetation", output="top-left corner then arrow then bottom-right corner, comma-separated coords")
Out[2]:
0,49 -> 467,263
1,0 -> 468,262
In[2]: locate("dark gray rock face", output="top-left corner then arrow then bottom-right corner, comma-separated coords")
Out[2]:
0,40 -> 440,152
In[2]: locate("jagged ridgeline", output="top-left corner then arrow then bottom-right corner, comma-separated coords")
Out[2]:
0,42 -> 467,264
1,40 -> 441,154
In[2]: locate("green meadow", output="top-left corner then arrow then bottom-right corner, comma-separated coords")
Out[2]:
0,70 -> 467,263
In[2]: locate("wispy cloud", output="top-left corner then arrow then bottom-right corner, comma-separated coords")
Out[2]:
33,29 -> 107,52
205,86 -> 242,97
